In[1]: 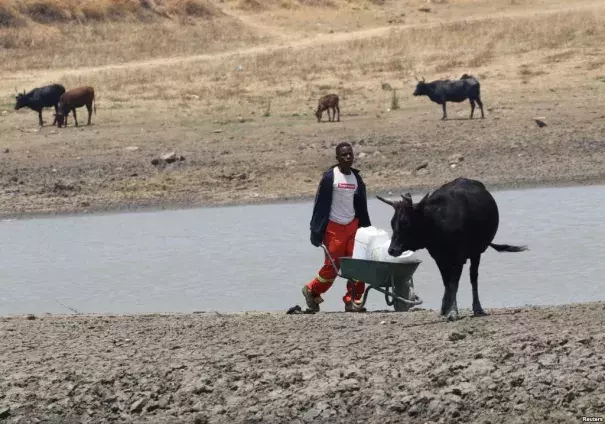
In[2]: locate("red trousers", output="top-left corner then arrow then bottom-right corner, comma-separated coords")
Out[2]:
306,218 -> 365,304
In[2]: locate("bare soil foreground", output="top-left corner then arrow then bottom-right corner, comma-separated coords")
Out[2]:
1,0 -> 605,218
1,302 -> 605,424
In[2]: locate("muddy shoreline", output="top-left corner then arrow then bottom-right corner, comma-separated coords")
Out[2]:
1,301 -> 604,424
2,175 -> 604,221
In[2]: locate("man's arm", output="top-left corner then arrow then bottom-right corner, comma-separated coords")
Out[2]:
309,171 -> 332,246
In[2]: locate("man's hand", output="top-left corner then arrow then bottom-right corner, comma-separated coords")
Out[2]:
310,232 -> 323,247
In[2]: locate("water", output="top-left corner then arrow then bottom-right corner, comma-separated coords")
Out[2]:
1,185 -> 604,316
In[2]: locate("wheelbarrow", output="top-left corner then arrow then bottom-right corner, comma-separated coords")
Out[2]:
321,244 -> 423,312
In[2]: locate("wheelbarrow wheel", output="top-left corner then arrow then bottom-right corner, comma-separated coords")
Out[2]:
393,277 -> 416,312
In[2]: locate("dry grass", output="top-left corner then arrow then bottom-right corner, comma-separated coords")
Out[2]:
1,0 -> 604,118
0,0 -> 221,25
36,4 -> 603,121
1,0 -> 605,215
0,18 -> 266,71
0,0 -> 269,71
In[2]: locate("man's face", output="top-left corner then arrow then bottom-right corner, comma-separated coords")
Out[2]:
336,145 -> 354,169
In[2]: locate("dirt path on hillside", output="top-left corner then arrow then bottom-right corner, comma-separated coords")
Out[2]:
1,0 -> 602,84
1,302 -> 604,424
216,4 -> 292,40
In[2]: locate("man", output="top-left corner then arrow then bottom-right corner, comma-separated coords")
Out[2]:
302,141 -> 372,313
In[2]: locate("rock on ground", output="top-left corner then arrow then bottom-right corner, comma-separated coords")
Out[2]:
1,302 -> 604,423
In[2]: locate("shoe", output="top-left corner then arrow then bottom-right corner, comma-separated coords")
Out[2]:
345,301 -> 367,313
302,286 -> 322,312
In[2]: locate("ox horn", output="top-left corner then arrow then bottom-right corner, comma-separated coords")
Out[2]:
401,192 -> 412,203
376,195 -> 395,207
422,76 -> 426,82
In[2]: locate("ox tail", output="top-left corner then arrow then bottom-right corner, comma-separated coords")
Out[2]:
489,243 -> 529,253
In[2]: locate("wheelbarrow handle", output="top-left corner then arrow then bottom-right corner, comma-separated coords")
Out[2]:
320,243 -> 342,278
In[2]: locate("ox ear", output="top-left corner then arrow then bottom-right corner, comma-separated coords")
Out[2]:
376,195 -> 395,208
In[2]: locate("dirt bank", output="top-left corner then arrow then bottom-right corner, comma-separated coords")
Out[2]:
1,0 -> 605,219
2,86 -> 605,220
1,302 -> 604,423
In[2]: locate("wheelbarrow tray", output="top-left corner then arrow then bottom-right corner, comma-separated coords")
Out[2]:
339,257 -> 422,288
319,244 -> 424,311
339,256 -> 423,311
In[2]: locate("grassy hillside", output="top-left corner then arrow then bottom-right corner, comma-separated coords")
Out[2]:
0,0 -> 220,25
0,0 -> 604,216
2,0 -> 604,126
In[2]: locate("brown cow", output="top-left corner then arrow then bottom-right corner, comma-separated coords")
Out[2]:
55,86 -> 96,128
315,93 -> 340,123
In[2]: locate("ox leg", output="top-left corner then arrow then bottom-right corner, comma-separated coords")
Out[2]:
52,105 -> 58,126
327,108 -> 332,122
470,254 -> 488,317
476,97 -> 485,119
72,108 -> 78,127
437,260 -> 463,321
38,110 -> 43,127
336,105 -> 340,122
441,103 -> 447,120
436,260 -> 449,316
469,99 -> 476,119
86,104 -> 92,125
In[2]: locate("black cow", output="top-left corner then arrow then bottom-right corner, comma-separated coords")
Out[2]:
413,74 -> 485,120
377,177 -> 528,321
14,84 -> 66,126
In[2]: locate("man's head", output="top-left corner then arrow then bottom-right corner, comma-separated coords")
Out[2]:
335,142 -> 354,171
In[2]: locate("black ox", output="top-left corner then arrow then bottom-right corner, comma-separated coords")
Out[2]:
14,84 -> 66,127
413,74 -> 485,120
377,177 -> 528,321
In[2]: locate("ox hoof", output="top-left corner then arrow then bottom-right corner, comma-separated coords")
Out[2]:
473,309 -> 488,317
445,311 -> 459,322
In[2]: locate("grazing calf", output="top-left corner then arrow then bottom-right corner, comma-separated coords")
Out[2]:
14,84 -> 66,126
315,94 -> 340,123
413,74 -> 485,120
55,86 -> 96,128
377,177 -> 528,321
